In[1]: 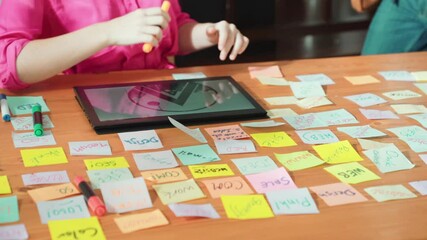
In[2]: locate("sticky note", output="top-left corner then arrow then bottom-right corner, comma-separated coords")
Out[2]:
250,131 -> 297,147
87,168 -> 134,189
118,130 -> 163,151
36,195 -> 90,224
188,164 -> 234,179
275,151 -> 324,171
0,196 -> 19,224
172,72 -> 206,80
0,176 -> 12,194
231,156 -> 278,175
6,96 -> 50,115
27,183 -> 80,202
264,96 -> 298,106
205,124 -> 249,141
256,76 -> 289,86
248,65 -> 283,78
13,131 -> 57,148
266,188 -> 319,214
324,162 -> 380,184
69,141 -> 112,156
344,75 -> 380,85
412,71 -> 427,81
141,168 -> 188,183
313,140 -> 363,164
245,167 -> 297,193
315,109 -> 359,126
379,71 -> 415,81
240,120 -> 285,128
408,113 -> 427,128
309,182 -> 368,206
387,125 -> 427,138
295,129 -> 339,144
363,144 -> 415,173
359,108 -> 399,120
48,217 -> 106,240
344,93 -> 387,107
84,157 -> 129,170
153,179 -> 205,205
0,224 -> 28,240
267,108 -> 297,119
114,209 -> 169,233
289,82 -> 326,99
168,203 -> 220,219
133,150 -> 179,171
168,117 -> 207,143
20,147 -> 68,167
409,180 -> 427,195
202,176 -> 254,198
100,177 -> 152,213
364,185 -> 417,202
296,73 -> 335,85
357,139 -> 393,150
390,104 -> 427,114
172,144 -> 220,165
21,170 -> 69,186
296,96 -> 333,109
415,83 -> 427,94
283,113 -> 329,130
214,139 -> 257,155
221,195 -> 274,219
11,115 -> 54,131
382,90 -> 421,100
337,125 -> 386,138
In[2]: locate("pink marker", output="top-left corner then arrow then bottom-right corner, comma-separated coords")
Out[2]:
74,176 -> 106,217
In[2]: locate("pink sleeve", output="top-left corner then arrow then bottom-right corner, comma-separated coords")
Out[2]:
0,0 -> 44,91
170,0 -> 196,28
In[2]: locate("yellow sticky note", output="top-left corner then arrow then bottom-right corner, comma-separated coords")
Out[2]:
251,131 -> 297,147
324,162 -> 381,184
153,179 -> 205,205
48,216 -> 106,240
313,140 -> 363,164
28,183 -> 80,202
0,176 -> 12,194
345,75 -> 380,85
84,157 -> 129,170
412,71 -> 427,81
114,209 -> 169,233
21,147 -> 68,167
188,164 -> 234,179
141,168 -> 188,183
221,195 -> 274,219
275,151 -> 324,171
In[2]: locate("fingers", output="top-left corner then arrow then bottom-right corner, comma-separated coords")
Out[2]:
212,21 -> 249,61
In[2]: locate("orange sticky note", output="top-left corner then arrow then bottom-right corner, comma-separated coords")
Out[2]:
27,183 -> 80,202
114,209 -> 169,233
345,75 -> 380,85
205,124 -> 250,141
202,176 -> 254,198
141,168 -> 188,183
309,182 -> 368,206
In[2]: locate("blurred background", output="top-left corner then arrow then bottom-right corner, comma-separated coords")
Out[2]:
176,0 -> 375,67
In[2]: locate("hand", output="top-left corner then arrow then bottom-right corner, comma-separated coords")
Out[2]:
205,21 -> 250,61
104,7 -> 170,46
203,80 -> 239,106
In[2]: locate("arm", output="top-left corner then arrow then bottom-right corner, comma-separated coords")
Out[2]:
16,8 -> 170,84
178,21 -> 249,61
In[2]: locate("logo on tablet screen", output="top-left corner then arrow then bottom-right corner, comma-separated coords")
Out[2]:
127,81 -> 217,112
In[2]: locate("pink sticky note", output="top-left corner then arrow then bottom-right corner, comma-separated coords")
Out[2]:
245,167 -> 297,193
309,182 -> 368,206
205,124 -> 250,141
248,66 -> 283,78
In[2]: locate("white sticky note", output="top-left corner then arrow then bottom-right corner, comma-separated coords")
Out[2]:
409,180 -> 427,195
21,171 -> 70,186
11,115 -> 54,131
168,117 -> 207,143
168,203 -> 220,219
36,195 -> 90,224
382,90 -> 421,100
133,150 -> 179,171
264,96 -> 298,106
266,188 -> 319,215
344,93 -> 387,107
69,141 -> 112,156
256,76 -> 290,86
296,73 -> 335,85
214,139 -> 257,155
12,131 -> 56,148
240,120 -> 285,128
359,108 -> 399,120
267,108 -> 298,119
118,130 -> 163,151
289,82 -> 326,99
0,224 -> 29,240
379,71 -> 415,81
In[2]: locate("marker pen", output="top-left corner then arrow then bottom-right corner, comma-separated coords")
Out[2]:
0,94 -> 10,122
142,0 -> 171,53
73,176 -> 106,217
32,104 -> 44,136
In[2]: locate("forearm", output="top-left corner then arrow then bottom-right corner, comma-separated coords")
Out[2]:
16,23 -> 110,84
178,22 -> 215,54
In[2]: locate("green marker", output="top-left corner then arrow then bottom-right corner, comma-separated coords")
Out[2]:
32,104 -> 44,136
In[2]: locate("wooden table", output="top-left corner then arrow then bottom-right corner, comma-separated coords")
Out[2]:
1,52 -> 427,240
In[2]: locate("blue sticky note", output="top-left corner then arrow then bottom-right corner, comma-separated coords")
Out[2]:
87,168 -> 134,189
6,96 -> 50,115
266,188 -> 319,215
172,144 -> 220,165
296,73 -> 335,85
0,195 -> 19,224
36,195 -> 91,224
231,156 -> 278,175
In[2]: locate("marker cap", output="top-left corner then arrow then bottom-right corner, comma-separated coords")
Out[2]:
32,104 -> 42,113
34,124 -> 44,136
88,196 -> 106,217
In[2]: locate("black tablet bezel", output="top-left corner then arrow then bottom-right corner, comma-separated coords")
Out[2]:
74,76 -> 267,134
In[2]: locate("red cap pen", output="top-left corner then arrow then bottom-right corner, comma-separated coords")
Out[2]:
74,176 -> 106,217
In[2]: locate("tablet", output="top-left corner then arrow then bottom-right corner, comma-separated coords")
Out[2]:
74,76 -> 267,134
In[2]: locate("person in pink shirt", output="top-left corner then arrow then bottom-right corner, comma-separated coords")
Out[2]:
0,0 -> 249,90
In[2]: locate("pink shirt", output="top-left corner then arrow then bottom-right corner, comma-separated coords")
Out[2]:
0,0 -> 195,90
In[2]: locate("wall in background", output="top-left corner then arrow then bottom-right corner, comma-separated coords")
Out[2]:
176,0 -> 374,67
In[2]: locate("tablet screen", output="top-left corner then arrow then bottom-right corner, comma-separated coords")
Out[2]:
74,76 -> 267,134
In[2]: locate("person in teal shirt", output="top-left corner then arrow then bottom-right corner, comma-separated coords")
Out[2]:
362,0 -> 427,55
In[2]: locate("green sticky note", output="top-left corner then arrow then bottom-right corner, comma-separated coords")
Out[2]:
6,96 -> 50,115
221,195 -> 274,219
364,185 -> 417,202
0,195 -> 19,224
324,162 -> 380,184
363,144 -> 415,173
153,179 -> 205,205
275,151 -> 324,171
172,144 -> 220,165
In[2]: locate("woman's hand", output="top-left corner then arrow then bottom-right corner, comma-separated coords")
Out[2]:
205,21 -> 249,61
104,7 -> 170,46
